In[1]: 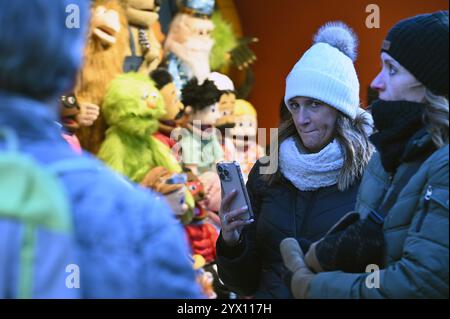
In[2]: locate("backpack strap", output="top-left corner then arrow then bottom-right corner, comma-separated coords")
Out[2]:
46,157 -> 101,176
368,160 -> 424,225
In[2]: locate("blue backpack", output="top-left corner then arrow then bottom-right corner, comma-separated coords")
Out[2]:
0,128 -> 81,298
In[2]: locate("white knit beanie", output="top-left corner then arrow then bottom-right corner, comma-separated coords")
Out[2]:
284,22 -> 360,120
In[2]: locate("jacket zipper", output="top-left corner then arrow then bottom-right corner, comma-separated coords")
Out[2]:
416,185 -> 433,232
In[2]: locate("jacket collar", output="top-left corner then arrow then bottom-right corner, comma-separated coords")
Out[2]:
402,128 -> 436,163
0,92 -> 61,142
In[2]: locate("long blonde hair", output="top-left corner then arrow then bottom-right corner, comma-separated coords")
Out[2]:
423,89 -> 449,148
261,111 -> 374,191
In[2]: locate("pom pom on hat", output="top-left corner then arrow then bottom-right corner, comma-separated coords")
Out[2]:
314,21 -> 358,62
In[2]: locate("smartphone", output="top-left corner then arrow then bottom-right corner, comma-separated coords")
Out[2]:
216,161 -> 254,221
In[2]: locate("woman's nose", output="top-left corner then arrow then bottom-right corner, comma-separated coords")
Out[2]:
371,72 -> 385,92
295,107 -> 310,126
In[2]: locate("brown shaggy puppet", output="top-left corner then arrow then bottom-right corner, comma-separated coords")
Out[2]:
75,0 -> 128,154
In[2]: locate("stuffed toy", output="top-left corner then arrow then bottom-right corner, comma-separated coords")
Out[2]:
184,205 -> 219,265
122,0 -> 163,74
177,77 -> 223,175
185,167 -> 219,227
98,72 -> 182,183
207,72 -> 236,136
192,254 -> 217,299
150,68 -> 188,149
140,166 -> 195,224
75,0 -> 128,154
141,166 -> 218,265
163,0 -> 216,91
224,99 -> 264,182
59,94 -> 100,154
59,94 -> 83,154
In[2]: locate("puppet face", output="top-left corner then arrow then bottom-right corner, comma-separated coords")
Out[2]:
91,5 -> 121,46
230,115 -> 258,146
186,171 -> 206,202
165,14 -> 214,62
165,186 -> 189,216
192,104 -> 220,126
102,73 -> 165,128
216,92 -> 236,128
125,0 -> 160,28
60,94 -> 81,133
160,82 -> 185,121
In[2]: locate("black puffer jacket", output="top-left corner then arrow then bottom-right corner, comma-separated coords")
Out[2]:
216,160 -> 361,298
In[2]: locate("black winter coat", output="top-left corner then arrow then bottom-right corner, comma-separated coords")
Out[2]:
216,160 -> 361,298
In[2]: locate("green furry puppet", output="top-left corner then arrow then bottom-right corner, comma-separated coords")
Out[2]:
98,72 -> 182,183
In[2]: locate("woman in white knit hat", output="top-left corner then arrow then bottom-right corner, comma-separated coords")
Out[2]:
215,22 -> 374,298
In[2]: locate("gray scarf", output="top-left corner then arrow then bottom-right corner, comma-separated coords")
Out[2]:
279,137 -> 344,191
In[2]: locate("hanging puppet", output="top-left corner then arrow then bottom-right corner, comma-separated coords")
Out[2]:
150,68 -> 189,150
174,77 -> 224,215
207,72 -> 236,137
58,94 -> 100,155
98,72 -> 182,183
140,166 -> 195,224
122,0 -> 163,74
224,99 -> 264,182
177,77 -> 223,175
163,0 -> 216,91
75,0 -> 128,154
192,255 -> 217,299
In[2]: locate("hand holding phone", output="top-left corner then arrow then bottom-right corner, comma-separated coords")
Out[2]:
217,161 -> 254,247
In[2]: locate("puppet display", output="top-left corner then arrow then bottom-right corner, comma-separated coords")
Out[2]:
224,99 -> 264,182
164,0 -> 216,91
98,72 -> 182,183
75,0 -> 128,154
122,0 -> 163,74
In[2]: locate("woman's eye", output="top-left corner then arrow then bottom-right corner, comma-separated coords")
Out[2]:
142,92 -> 149,100
310,101 -> 321,108
239,123 -> 244,127
388,64 -> 397,75
288,102 -> 299,111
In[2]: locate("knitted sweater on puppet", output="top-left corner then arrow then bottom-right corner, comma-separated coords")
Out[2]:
98,73 -> 181,183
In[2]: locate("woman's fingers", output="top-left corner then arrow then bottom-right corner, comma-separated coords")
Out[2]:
225,206 -> 249,221
224,217 -> 254,232
221,207 -> 253,231
220,189 -> 237,213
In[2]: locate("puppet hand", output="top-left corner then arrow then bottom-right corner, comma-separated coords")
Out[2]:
77,102 -> 100,127
230,37 -> 258,70
280,238 -> 315,299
